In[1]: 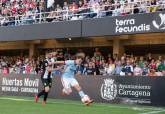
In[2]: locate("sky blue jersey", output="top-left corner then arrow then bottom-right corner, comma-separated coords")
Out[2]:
62,60 -> 77,78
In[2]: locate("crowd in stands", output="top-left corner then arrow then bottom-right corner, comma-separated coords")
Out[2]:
0,0 -> 165,26
0,48 -> 165,76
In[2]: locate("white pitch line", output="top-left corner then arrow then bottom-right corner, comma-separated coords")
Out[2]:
0,97 -> 164,112
0,97 -> 32,102
132,107 -> 145,111
140,110 -> 165,114
0,97 -> 134,109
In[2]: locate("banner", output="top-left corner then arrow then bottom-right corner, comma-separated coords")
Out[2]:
0,75 -> 41,96
82,11 -> 165,36
0,75 -> 165,106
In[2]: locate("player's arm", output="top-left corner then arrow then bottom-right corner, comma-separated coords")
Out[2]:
76,71 -> 81,76
75,65 -> 82,77
53,60 -> 75,65
75,71 -> 81,77
48,65 -> 64,72
53,65 -> 64,71
52,61 -> 65,65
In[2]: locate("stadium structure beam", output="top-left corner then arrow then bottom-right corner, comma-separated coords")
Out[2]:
113,38 -> 125,58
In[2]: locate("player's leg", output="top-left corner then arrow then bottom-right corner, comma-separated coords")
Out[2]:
70,78 -> 85,98
35,79 -> 45,103
71,78 -> 94,106
42,86 -> 50,105
42,79 -> 52,105
61,77 -> 72,96
35,89 -> 45,103
37,89 -> 45,97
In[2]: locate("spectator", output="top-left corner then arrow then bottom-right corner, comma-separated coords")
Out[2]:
63,1 -> 69,20
133,63 -> 142,76
157,60 -> 165,72
76,49 -> 86,58
123,60 -> 133,76
148,69 -> 158,76
99,59 -> 107,75
105,60 -> 115,75
3,66 -> 8,75
55,4 -> 63,21
149,59 -> 157,70
84,62 -> 96,75
25,63 -> 32,74
94,48 -> 102,65
114,61 -> 123,75
138,56 -> 144,68
142,63 -> 149,76
69,1 -> 79,13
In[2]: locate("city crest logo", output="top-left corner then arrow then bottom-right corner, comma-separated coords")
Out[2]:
101,79 -> 117,100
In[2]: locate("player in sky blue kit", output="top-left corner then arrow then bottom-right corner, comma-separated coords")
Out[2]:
54,56 -> 94,106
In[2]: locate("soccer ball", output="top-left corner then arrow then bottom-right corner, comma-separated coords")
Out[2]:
81,95 -> 90,103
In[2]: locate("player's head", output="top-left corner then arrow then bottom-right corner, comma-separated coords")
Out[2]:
46,53 -> 52,59
75,56 -> 83,65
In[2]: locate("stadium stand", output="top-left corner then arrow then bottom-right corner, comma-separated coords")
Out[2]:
0,48 -> 165,76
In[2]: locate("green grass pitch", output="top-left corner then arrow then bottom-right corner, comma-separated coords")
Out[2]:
0,96 -> 165,114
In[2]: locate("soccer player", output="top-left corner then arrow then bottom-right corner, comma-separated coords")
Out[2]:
35,53 -> 55,105
54,56 -> 94,106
